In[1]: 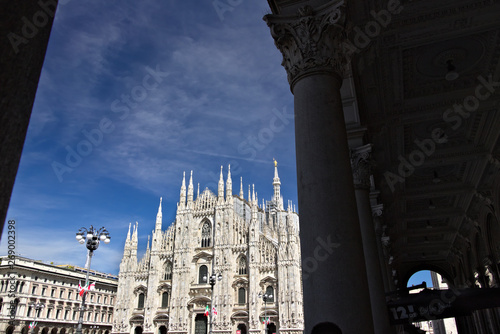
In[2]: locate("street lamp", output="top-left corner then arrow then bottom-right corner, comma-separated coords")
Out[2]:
28,302 -> 44,334
75,226 -> 110,334
203,271 -> 222,334
258,291 -> 273,334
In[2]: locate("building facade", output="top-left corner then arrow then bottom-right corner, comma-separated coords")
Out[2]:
112,164 -> 304,334
0,256 -> 117,334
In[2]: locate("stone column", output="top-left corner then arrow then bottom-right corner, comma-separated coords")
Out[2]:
264,4 -> 374,334
351,145 -> 393,334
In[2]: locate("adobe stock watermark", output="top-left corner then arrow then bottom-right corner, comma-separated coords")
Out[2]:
203,106 -> 294,191
51,65 -> 169,182
7,0 -> 74,54
384,73 -> 499,193
302,235 -> 340,280
342,0 -> 403,57
212,0 -> 243,22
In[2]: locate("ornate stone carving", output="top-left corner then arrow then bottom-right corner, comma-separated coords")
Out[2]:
350,144 -> 373,189
263,1 -> 350,89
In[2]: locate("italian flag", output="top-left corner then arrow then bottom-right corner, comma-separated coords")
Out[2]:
79,281 -> 96,296
29,322 -> 37,329
204,305 -> 209,316
212,306 -> 217,316
262,317 -> 270,324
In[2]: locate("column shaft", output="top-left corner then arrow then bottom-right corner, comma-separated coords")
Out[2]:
354,188 -> 393,334
293,73 -> 374,334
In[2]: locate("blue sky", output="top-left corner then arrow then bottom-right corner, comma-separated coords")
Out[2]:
3,0 -> 433,288
3,0 -> 297,275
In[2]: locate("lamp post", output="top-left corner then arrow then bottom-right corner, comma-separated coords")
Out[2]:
75,226 -> 110,334
258,291 -> 273,334
28,302 -> 44,334
203,271 -> 222,334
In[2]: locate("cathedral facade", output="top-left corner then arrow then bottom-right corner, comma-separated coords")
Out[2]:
112,164 -> 304,334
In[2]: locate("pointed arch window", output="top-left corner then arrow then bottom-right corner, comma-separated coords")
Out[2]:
164,262 -> 172,281
199,265 -> 208,284
201,221 -> 211,247
238,256 -> 247,275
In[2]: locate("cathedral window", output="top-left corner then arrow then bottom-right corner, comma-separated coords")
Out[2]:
199,265 -> 208,284
201,221 -> 211,247
138,293 -> 145,309
161,292 -> 169,308
266,286 -> 274,302
238,256 -> 247,275
164,262 -> 172,280
238,287 -> 246,304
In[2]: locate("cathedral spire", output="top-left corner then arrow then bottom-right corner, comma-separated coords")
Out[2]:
226,164 -> 233,203
273,159 -> 283,210
197,183 -> 200,199
187,170 -> 194,207
126,222 -> 131,241
218,165 -> 224,203
248,184 -> 251,204
155,197 -> 163,231
240,177 -> 244,199
179,171 -> 186,209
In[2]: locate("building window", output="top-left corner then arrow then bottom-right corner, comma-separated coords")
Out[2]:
201,221 -> 211,247
46,308 -> 52,318
104,296 -> 107,304
41,287 -> 46,296
59,290 -> 64,298
27,306 -> 32,317
138,293 -> 145,309
51,289 -> 55,297
238,256 -> 247,275
97,295 -> 101,303
164,262 -> 172,280
68,291 -> 72,299
56,309 -> 61,319
266,286 -> 274,302
65,310 -> 69,320
161,292 -> 168,308
238,287 -> 246,304
32,286 -> 37,294
199,265 -> 208,284
73,311 -> 77,320
108,314 -> 111,322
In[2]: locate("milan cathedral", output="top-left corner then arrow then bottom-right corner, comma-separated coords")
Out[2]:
112,163 -> 304,334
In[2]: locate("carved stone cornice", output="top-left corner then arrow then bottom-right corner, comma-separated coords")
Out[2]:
350,144 -> 373,190
263,1 -> 350,90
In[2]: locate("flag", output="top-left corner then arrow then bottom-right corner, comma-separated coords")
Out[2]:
78,280 -> 85,296
212,306 -> 217,316
29,322 -> 37,329
204,305 -> 209,316
78,281 -> 96,296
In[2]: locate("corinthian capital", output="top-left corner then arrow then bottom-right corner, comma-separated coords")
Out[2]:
350,144 -> 373,189
263,1 -> 350,89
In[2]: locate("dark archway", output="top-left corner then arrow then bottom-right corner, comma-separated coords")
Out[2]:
267,323 -> 276,334
311,322 -> 342,334
134,327 -> 143,334
6,326 -> 14,334
41,328 -> 49,334
194,314 -> 207,334
237,323 -> 247,334
158,326 -> 167,334
51,328 -> 57,334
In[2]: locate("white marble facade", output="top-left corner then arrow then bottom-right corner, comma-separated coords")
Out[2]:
112,164 -> 303,334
